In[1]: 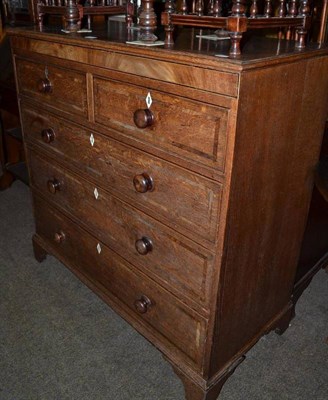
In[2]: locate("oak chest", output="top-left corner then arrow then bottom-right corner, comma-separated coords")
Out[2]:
9,26 -> 328,399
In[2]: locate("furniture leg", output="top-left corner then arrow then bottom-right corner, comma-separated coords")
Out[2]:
0,170 -> 15,190
274,303 -> 294,335
33,235 -> 48,263
173,358 -> 243,400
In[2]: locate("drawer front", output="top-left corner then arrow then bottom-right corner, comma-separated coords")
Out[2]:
21,105 -> 221,243
94,77 -> 229,171
29,151 -> 215,310
33,196 -> 207,369
15,58 -> 88,117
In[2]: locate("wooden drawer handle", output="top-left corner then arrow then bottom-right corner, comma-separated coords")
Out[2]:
41,128 -> 55,143
54,230 -> 65,243
38,78 -> 52,93
134,295 -> 152,314
47,178 -> 61,194
133,173 -> 154,193
133,109 -> 154,129
135,237 -> 153,255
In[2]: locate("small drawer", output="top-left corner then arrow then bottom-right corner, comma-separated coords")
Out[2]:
33,196 -> 207,370
15,57 -> 88,118
28,151 -> 216,311
21,105 -> 222,243
94,77 -> 229,172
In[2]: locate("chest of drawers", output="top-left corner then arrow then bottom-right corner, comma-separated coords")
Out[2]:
9,27 -> 328,399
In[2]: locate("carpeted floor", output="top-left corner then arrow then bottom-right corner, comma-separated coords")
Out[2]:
0,180 -> 327,400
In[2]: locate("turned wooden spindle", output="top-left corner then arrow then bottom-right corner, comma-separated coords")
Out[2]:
64,0 -> 80,32
286,0 -> 298,39
264,0 -> 272,17
296,0 -> 310,49
298,0 -> 310,17
278,0 -> 286,17
228,1 -> 247,57
139,0 -> 158,42
162,0 -> 175,47
126,0 -> 134,28
288,0 -> 298,17
231,0 -> 246,16
250,0 -> 258,18
37,10 -> 45,30
278,0 -> 287,38
208,0 -> 214,15
296,28 -> 307,48
229,32 -> 243,56
213,0 -> 222,17
181,0 -> 188,15
195,0 -> 204,16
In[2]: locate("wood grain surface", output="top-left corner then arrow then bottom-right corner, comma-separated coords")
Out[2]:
10,26 -> 328,400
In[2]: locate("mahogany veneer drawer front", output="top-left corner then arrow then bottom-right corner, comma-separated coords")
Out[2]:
33,196 -> 208,370
15,58 -> 88,118
21,105 -> 222,244
94,77 -> 229,171
28,151 -> 216,311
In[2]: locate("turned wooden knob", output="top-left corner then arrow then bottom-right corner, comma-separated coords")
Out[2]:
133,173 -> 154,193
38,78 -> 52,93
135,237 -> 153,255
41,128 -> 55,143
47,178 -> 61,194
134,295 -> 152,314
54,230 -> 65,243
133,109 -> 154,129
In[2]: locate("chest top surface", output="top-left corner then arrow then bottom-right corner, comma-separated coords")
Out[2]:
8,22 -> 328,71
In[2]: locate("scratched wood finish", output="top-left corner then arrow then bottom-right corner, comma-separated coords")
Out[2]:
15,57 -> 88,118
28,150 -> 216,313
94,77 -> 229,171
20,104 -> 222,245
10,26 -> 328,400
33,195 -> 208,370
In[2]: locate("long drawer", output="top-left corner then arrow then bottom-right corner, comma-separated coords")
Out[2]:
28,150 -> 215,312
33,195 -> 207,370
93,76 -> 229,171
15,57 -> 88,118
21,104 -> 222,244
